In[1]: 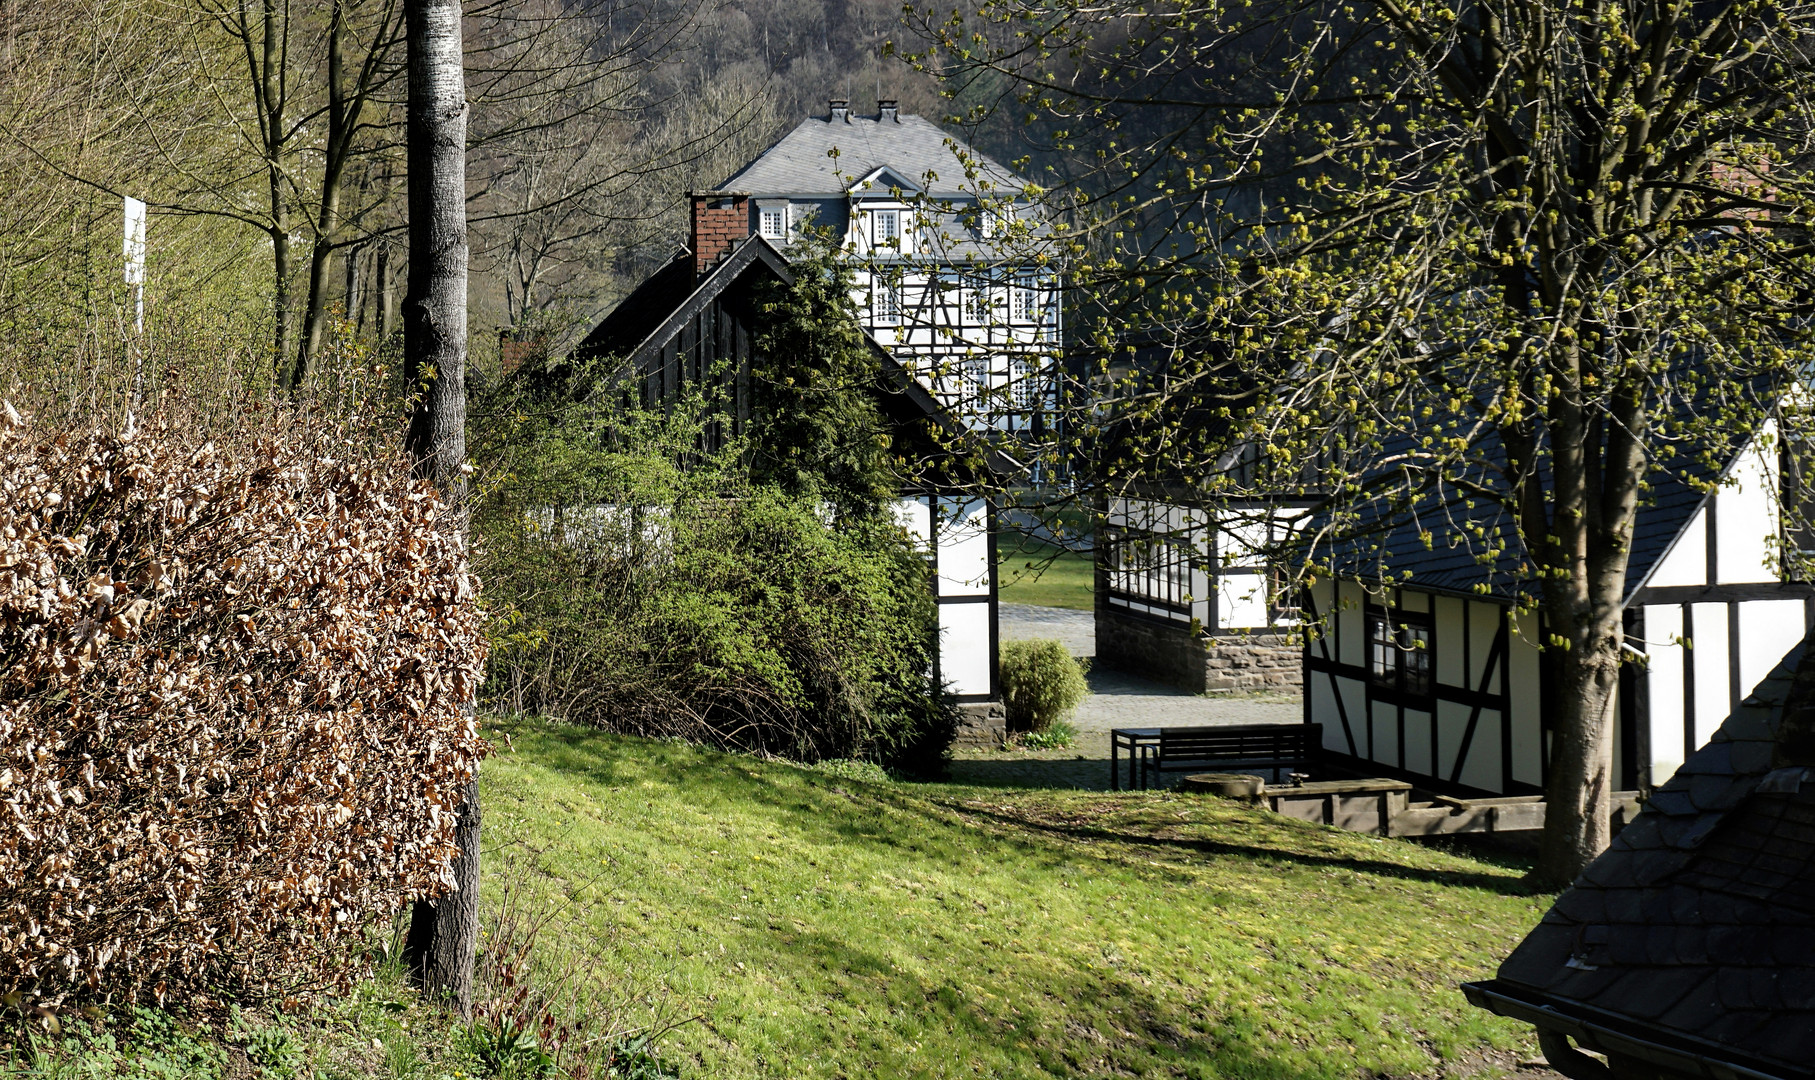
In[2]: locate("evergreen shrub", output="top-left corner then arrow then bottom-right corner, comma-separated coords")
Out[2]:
0,405 -> 487,1008
1000,640 -> 1090,733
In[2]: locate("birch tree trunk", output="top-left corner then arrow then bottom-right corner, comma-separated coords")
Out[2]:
400,0 -> 476,1018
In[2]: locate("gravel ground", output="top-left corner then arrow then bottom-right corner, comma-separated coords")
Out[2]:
957,603 -> 1302,790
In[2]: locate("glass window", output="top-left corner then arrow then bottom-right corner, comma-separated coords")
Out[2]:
1011,274 -> 1039,323
873,209 -> 900,245
871,281 -> 901,325
1367,610 -> 1433,696
759,206 -> 787,238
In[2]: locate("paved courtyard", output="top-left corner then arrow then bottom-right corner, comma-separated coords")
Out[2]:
950,604 -> 1302,790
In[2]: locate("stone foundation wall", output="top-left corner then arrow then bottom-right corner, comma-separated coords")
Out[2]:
1203,634 -> 1302,693
954,700 -> 1007,748
1095,605 -> 1302,694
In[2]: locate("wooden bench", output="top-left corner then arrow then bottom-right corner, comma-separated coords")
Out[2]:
1137,723 -> 1323,790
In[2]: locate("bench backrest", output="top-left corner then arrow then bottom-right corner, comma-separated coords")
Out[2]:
1156,723 -> 1322,761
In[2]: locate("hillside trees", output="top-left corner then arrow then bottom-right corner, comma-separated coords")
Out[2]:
908,0 -> 1815,882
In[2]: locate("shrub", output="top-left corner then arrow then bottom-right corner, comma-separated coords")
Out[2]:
471,390 -> 957,773
1018,720 -> 1078,751
1000,640 -> 1090,733
0,405 -> 487,1008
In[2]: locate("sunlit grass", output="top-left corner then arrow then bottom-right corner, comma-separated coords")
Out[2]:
483,718 -> 1553,1079
998,538 -> 1095,611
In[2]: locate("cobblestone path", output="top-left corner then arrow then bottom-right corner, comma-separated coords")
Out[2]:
954,604 -> 1302,790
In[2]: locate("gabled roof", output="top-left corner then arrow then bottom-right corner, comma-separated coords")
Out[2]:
849,166 -> 924,197
1466,635 -> 1815,1079
575,235 -> 1019,478
715,112 -> 1026,198
1304,367 -> 1771,604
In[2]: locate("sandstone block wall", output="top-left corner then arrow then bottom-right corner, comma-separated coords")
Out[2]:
1095,605 -> 1302,694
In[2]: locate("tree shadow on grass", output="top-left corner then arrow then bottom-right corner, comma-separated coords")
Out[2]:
765,927 -> 1352,1080
936,799 -> 1541,897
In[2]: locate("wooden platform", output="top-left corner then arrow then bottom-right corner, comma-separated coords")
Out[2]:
1245,778 -> 1645,838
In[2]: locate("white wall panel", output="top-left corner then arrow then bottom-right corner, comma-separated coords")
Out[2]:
1337,583 -> 1366,667
935,497 -> 991,596
1371,701 -> 1398,768
1458,710 -> 1505,793
1339,678 -> 1369,758
1690,602 -> 1730,749
1404,709 -> 1434,776
1434,597 -> 1465,687
1218,572 -> 1271,629
1508,614 -> 1545,787
1436,700 -> 1470,781
938,603 -> 993,696
1471,601 -> 1504,694
1738,600 -> 1805,702
1649,507 -> 1708,588
1310,674 -> 1346,754
1717,444 -> 1777,585
1640,604 -> 1687,784
893,496 -> 931,550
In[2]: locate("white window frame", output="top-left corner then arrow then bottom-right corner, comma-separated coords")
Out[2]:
759,206 -> 788,239
872,280 -> 902,326
873,208 -> 901,247
1011,273 -> 1040,324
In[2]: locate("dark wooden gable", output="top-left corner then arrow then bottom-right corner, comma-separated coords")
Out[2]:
577,236 -> 1018,485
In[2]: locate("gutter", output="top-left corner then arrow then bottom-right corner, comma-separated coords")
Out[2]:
1463,980 -> 1805,1080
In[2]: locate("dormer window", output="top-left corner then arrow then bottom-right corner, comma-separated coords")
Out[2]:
759,205 -> 788,239
873,209 -> 901,247
975,206 -> 996,239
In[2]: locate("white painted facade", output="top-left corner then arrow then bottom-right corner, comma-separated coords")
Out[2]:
836,171 -> 1061,436
896,493 -> 997,700
1103,496 -> 1306,634
1303,429 -> 1814,795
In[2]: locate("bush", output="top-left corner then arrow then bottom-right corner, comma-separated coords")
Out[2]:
0,405 -> 487,1008
472,369 -> 958,773
1000,640 -> 1090,733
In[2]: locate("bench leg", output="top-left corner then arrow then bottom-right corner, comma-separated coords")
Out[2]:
1111,740 -> 1119,792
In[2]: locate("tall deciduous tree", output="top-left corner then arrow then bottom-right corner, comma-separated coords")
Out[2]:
908,0 -> 1815,882
401,0 -> 477,1014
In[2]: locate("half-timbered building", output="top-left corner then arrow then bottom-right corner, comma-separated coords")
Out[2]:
1302,420 -> 1815,796
574,235 -> 1011,734
699,99 -> 1062,441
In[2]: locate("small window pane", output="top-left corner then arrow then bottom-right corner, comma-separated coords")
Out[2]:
875,210 -> 900,244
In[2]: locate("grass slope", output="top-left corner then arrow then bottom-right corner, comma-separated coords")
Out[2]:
997,539 -> 1094,611
485,719 -> 1552,1079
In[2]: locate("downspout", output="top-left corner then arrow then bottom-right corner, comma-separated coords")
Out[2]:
1540,1032 -> 1613,1080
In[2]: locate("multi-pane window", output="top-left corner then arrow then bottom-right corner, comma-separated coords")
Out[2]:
1011,274 -> 1039,323
873,209 -> 901,246
759,206 -> 787,239
1108,530 -> 1193,617
871,281 -> 902,325
1367,610 -> 1432,696
1009,355 -> 1042,410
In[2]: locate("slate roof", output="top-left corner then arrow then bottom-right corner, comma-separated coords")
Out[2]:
1307,393 -> 1750,605
715,111 -> 1026,197
1465,637 -> 1815,1078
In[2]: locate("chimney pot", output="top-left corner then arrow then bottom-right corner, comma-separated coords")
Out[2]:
878,99 -> 898,123
829,99 -> 849,123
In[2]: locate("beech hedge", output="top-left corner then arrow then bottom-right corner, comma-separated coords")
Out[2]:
0,404 -> 487,1008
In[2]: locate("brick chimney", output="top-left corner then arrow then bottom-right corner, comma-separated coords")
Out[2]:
689,191 -> 750,278
829,98 -> 850,123
878,99 -> 898,123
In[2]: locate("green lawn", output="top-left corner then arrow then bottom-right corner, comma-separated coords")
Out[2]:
997,538 -> 1095,610
483,719 -> 1553,1079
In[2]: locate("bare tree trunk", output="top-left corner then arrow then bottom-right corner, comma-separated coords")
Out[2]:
1533,633 -> 1621,885
400,0 -> 476,1018
378,242 -> 395,340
